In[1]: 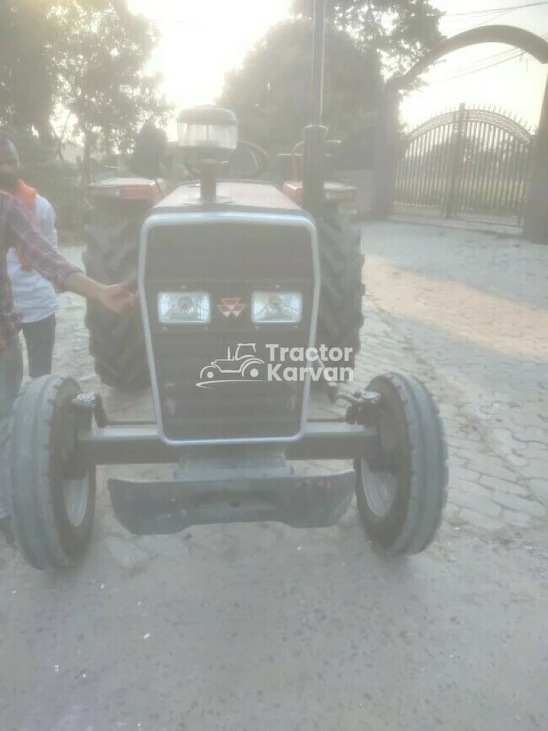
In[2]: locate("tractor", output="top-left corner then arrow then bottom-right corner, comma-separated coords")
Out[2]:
6,0 -> 448,572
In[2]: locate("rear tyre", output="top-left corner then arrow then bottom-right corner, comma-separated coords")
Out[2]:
83,207 -> 150,391
8,376 -> 97,571
316,211 -> 365,375
355,373 -> 449,556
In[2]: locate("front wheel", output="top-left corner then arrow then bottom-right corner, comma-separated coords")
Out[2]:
355,373 -> 448,556
8,376 -> 97,571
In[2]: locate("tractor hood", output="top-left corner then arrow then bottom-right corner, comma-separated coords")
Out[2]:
138,182 -> 320,446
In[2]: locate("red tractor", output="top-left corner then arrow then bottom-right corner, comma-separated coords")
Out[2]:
6,0 -> 448,572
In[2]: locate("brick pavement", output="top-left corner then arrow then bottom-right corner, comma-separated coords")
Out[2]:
358,220 -> 548,536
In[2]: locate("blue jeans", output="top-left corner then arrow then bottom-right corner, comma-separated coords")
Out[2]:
21,313 -> 56,378
0,337 -> 23,519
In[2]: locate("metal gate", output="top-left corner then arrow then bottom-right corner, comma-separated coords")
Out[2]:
394,103 -> 536,226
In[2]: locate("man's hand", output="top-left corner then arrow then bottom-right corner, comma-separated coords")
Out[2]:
96,281 -> 138,314
64,272 -> 138,313
126,273 -> 138,293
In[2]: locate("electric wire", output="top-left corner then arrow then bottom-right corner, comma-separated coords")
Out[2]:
444,1 -> 548,17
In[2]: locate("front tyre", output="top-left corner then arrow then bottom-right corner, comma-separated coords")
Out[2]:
8,376 -> 97,571
355,373 -> 448,556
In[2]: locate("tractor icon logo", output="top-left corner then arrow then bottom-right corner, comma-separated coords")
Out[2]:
196,343 -> 266,388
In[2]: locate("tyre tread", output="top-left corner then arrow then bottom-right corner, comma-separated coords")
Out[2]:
356,372 -> 448,557
316,212 -> 365,371
84,209 -> 149,390
8,376 -> 96,570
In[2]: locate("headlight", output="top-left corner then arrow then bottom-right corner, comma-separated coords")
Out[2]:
158,292 -> 210,324
251,291 -> 303,324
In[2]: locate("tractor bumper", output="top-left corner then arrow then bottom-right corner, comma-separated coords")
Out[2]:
107,469 -> 355,535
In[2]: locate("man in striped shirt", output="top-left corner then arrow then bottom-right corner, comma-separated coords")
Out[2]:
1,133 -> 61,377
0,190 -> 137,541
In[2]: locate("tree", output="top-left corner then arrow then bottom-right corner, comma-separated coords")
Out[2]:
291,0 -> 445,80
49,0 -> 172,162
217,18 -> 383,157
0,1 -> 58,143
0,0 -> 171,160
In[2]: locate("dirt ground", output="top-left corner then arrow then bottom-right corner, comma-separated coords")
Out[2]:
1,221 -> 547,731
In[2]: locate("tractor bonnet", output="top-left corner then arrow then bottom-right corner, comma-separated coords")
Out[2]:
138,180 -> 320,446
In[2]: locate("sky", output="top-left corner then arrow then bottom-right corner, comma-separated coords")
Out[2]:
126,0 -> 548,138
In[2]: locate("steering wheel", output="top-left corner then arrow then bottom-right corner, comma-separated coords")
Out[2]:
181,140 -> 269,181
226,140 -> 269,179
291,139 -> 341,179
179,149 -> 206,180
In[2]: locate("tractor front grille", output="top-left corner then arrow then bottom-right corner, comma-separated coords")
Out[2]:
156,333 -> 307,442
141,214 -> 317,444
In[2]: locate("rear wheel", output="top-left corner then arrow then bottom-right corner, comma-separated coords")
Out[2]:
316,211 -> 365,374
8,376 -> 97,571
83,205 -> 150,391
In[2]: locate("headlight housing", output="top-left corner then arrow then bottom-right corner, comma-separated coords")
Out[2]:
158,292 -> 210,324
251,291 -> 303,324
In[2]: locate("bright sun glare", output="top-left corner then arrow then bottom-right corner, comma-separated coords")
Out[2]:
127,0 -> 548,139
127,0 -> 293,136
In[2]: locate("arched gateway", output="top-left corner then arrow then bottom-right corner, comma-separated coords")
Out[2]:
375,25 -> 548,240
388,25 -> 548,92
394,104 -> 535,226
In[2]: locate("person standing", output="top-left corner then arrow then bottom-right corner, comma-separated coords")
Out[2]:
0,189 -> 137,542
0,133 -> 59,377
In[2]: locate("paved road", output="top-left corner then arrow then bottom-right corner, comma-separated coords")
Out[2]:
1,226 -> 547,731
360,221 -> 548,533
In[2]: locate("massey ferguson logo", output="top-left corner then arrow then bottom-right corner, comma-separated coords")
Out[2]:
217,297 -> 246,318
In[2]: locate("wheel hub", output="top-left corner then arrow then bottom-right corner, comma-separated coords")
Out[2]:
59,400 -> 92,528
360,467 -> 398,519
358,400 -> 401,519
62,477 -> 90,528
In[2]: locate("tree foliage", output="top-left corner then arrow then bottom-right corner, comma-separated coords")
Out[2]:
0,0 -> 171,156
0,1 -> 57,142
50,0 -> 171,156
218,18 -> 383,156
291,0 -> 445,79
